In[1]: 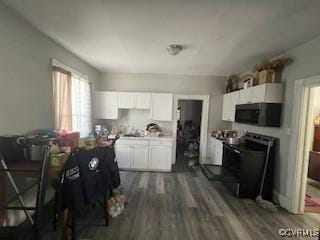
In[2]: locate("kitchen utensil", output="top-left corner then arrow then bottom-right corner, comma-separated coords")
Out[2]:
227,137 -> 240,145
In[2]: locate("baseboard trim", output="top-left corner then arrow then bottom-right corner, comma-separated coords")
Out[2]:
200,157 -> 210,165
273,190 -> 293,212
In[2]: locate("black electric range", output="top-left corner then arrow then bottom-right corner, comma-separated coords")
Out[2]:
201,132 -> 276,200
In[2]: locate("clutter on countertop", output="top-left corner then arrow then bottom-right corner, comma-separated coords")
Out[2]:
146,123 -> 161,137
49,140 -> 71,166
49,152 -> 70,167
93,123 -> 173,140
211,130 -> 246,144
57,130 -> 80,151
84,135 -> 97,150
50,143 -> 61,154
211,130 -> 235,139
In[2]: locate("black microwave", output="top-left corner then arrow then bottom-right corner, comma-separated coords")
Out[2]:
235,103 -> 281,127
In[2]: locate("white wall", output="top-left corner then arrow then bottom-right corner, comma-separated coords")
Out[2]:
233,34 -> 320,207
309,87 -> 320,119
0,3 -> 101,135
96,73 -> 230,135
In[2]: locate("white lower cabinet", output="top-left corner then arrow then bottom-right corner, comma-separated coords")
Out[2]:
209,137 -> 223,166
115,138 -> 173,172
116,145 -> 131,169
149,145 -> 172,171
132,145 -> 149,169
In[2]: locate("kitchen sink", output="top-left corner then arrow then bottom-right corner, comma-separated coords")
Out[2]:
122,134 -> 142,137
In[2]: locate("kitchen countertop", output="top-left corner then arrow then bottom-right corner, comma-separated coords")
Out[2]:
119,136 -> 174,141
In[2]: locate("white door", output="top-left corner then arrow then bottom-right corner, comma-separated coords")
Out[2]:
132,145 -> 149,169
94,91 -> 118,119
149,145 -> 172,171
151,93 -> 173,121
115,145 -> 131,169
118,92 -> 135,109
135,93 -> 151,109
238,88 -> 252,104
222,94 -> 230,121
250,84 -> 266,103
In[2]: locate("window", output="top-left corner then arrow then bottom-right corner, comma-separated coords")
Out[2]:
71,75 -> 92,137
52,60 -> 92,137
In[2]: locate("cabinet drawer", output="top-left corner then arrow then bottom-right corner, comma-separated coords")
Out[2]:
149,140 -> 173,146
117,139 -> 149,146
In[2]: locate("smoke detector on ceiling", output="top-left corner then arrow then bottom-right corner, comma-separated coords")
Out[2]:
167,44 -> 182,56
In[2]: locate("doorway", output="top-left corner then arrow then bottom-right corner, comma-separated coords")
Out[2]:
172,95 -> 210,171
289,74 -> 320,214
175,100 -> 203,171
302,86 -> 320,213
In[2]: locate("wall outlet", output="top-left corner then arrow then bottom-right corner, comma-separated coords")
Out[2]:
285,128 -> 291,135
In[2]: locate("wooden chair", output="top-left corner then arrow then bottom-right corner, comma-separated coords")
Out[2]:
61,194 -> 110,240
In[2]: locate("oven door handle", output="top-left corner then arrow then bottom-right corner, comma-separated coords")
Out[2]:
223,144 -> 240,154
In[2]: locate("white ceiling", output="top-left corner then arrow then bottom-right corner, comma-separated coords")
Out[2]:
2,0 -> 320,76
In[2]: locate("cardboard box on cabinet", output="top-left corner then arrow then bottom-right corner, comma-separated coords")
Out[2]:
258,69 -> 281,84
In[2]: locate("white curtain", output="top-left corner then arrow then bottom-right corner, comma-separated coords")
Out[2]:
52,67 -> 72,130
71,75 -> 92,137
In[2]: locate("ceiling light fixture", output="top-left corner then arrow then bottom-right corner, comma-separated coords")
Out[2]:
167,44 -> 182,56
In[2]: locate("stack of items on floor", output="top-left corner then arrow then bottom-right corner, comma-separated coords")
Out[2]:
108,187 -> 128,218
184,139 -> 200,168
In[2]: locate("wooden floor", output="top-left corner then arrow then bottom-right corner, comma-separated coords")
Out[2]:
43,154 -> 320,240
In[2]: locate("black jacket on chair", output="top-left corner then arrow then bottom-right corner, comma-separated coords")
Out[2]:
60,147 -> 121,217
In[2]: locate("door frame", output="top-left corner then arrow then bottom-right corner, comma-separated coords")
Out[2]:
289,74 -> 320,214
172,94 -> 210,164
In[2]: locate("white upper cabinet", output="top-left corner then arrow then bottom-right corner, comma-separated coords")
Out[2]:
94,91 -> 119,119
151,93 -> 173,121
252,83 -> 283,103
222,91 -> 239,122
118,92 -> 135,109
222,83 -> 283,122
118,92 -> 151,109
230,91 -> 239,121
135,93 -> 151,109
238,88 -> 251,104
222,94 -> 230,121
239,83 -> 283,104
